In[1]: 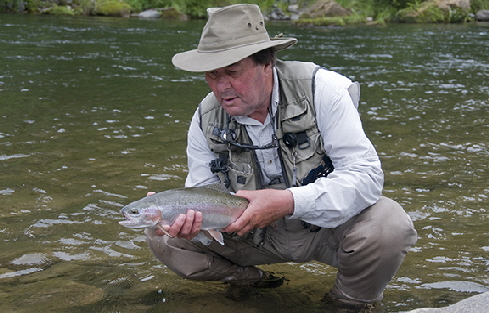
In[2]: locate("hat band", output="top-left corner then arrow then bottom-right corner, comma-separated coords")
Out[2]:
197,32 -> 270,52
196,39 -> 272,54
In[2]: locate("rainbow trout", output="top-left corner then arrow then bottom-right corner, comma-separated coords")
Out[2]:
119,183 -> 248,245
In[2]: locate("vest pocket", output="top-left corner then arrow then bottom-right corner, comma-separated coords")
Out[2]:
227,163 -> 256,191
281,128 -> 323,163
280,97 -> 316,133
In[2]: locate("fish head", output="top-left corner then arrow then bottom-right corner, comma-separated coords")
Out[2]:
119,203 -> 161,229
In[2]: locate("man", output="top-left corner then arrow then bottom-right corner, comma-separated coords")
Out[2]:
146,3 -> 417,309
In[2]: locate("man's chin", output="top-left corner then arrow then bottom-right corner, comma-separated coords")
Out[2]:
221,104 -> 245,117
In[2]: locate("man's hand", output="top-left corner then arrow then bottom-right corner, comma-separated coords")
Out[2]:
147,192 -> 203,240
223,189 -> 294,236
155,210 -> 203,241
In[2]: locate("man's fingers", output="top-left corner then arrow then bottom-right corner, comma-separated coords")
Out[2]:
191,211 -> 203,235
167,214 -> 186,237
179,210 -> 195,236
153,210 -> 203,240
223,210 -> 251,234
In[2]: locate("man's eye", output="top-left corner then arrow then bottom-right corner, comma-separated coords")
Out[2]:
207,71 -> 218,79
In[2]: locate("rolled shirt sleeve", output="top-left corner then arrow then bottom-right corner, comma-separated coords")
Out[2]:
288,69 -> 383,229
185,108 -> 221,188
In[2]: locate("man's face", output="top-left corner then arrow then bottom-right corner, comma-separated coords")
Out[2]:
205,57 -> 273,121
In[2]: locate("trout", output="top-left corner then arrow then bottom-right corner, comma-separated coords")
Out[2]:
119,183 -> 248,245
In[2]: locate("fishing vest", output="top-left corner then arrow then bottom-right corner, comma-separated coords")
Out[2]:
199,60 -> 333,193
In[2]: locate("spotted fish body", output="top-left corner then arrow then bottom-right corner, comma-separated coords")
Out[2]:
119,183 -> 248,245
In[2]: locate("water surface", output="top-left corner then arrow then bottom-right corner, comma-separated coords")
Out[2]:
0,14 -> 488,312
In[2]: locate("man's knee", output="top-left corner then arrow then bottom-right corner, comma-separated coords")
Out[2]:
336,196 -> 418,276
369,196 -> 418,252
331,197 -> 418,302
146,234 -> 213,280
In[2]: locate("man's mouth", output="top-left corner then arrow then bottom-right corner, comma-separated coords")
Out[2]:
219,91 -> 239,104
222,97 -> 236,103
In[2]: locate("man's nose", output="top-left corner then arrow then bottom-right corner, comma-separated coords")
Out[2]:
216,75 -> 231,91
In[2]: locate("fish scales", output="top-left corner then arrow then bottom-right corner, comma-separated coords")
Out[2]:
139,186 -> 246,227
119,183 -> 249,245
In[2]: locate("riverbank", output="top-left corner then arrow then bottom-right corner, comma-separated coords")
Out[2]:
1,0 -> 489,25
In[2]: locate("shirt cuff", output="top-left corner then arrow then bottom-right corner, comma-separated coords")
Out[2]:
287,186 -> 315,220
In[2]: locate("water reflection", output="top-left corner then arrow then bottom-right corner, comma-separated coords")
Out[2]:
1,14 -> 488,312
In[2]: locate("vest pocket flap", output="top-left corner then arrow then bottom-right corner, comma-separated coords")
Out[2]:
295,130 -> 322,163
280,97 -> 317,133
281,96 -> 309,120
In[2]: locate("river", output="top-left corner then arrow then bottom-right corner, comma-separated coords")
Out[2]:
0,14 -> 488,312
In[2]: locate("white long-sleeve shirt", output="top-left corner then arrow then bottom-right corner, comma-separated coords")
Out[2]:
185,68 -> 383,229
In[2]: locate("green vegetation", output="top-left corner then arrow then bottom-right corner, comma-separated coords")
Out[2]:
95,0 -> 132,16
0,0 -> 277,17
297,0 -> 489,25
396,1 -> 470,23
295,14 -> 372,27
1,0 -> 489,24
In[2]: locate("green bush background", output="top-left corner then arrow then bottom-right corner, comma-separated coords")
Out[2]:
1,0 -> 489,22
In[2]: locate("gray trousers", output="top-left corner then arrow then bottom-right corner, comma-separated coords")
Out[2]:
146,196 -> 417,303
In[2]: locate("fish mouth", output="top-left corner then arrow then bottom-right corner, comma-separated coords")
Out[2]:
119,219 -> 150,228
119,217 -> 139,227
118,211 -> 155,228
118,211 -> 140,227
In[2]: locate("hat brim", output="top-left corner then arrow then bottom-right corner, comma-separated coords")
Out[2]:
172,37 -> 297,72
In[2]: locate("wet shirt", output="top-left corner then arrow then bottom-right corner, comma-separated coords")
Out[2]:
185,68 -> 383,229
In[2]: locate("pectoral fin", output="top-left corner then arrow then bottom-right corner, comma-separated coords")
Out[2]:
157,224 -> 172,237
204,229 -> 224,245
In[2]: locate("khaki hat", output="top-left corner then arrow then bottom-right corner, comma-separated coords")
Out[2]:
172,4 -> 297,72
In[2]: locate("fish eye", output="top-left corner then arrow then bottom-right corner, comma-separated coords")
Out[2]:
129,209 -> 139,215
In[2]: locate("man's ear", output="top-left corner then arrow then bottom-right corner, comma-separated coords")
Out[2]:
263,61 -> 273,76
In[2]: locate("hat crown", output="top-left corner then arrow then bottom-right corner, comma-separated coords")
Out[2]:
198,4 -> 270,52
171,4 -> 297,72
